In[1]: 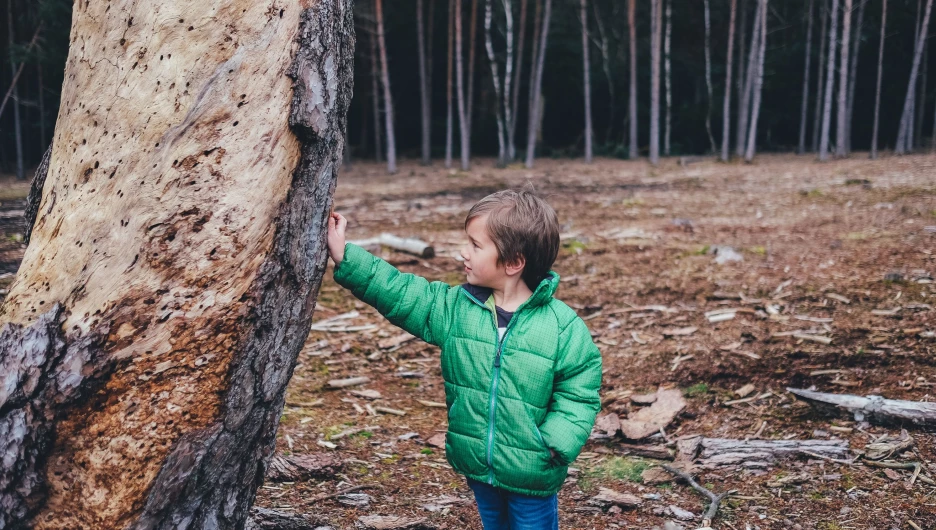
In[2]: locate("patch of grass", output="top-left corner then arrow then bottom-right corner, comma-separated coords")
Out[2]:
352,430 -> 374,439
747,245 -> 767,256
420,448 -> 434,455
844,232 -> 868,240
621,198 -> 644,207
683,383 -> 710,397
562,239 -> 588,255
799,188 -> 824,198
693,245 -> 711,256
586,456 -> 651,483
818,523 -> 844,530
808,491 -> 826,501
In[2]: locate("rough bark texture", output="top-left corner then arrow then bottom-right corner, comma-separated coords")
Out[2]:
627,0 -> 638,159
0,1 -> 354,528
693,438 -> 851,469
797,0 -> 815,154
819,0 -> 840,160
246,508 -> 331,530
835,0 -> 852,158
871,0 -> 887,159
788,388 -> 936,428
23,145 -> 53,246
721,0 -> 737,162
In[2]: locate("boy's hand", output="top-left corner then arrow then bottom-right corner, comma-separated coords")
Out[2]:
327,212 -> 347,266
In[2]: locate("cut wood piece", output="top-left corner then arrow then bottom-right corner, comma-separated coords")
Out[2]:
328,376 -> 371,389
864,429 -> 914,460
662,326 -> 698,337
426,433 -> 446,449
787,388 -> 936,428
265,454 -> 343,482
378,332 -> 417,350
349,233 -> 436,258
417,400 -> 446,408
588,487 -> 642,508
374,406 -> 406,416
246,508 -> 332,530
793,333 -> 833,345
358,515 -> 428,530
350,389 -> 382,400
631,392 -> 658,405
735,383 -> 756,398
694,438 -> 850,469
620,388 -> 686,440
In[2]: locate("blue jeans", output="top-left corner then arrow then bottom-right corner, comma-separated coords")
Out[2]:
467,478 -> 559,530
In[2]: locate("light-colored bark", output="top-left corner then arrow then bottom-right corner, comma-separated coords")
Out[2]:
735,0 -> 752,157
509,0 -> 529,160
502,0 -> 516,165
871,0 -> 887,159
525,0 -> 553,168
581,0 -> 594,162
812,0 -> 829,152
703,0 -> 717,154
0,1 -> 354,527
819,0 -> 840,161
744,0 -> 768,163
370,16 -> 384,163
446,0 -> 455,168
528,0 -> 543,157
737,0 -> 763,158
627,0 -> 638,159
375,0 -> 397,173
591,1 -> 615,143
844,0 -> 866,154
467,0 -> 479,148
896,0 -> 934,154
915,38 -> 928,148
835,0 -> 852,158
417,0 -> 432,165
798,0 -> 815,154
721,0 -> 738,161
456,0 -> 472,170
664,0 -> 672,157
7,1 -> 25,180
650,0 -> 662,166
483,0 -> 507,165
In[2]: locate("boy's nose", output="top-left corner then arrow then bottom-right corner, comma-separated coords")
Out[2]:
459,246 -> 469,262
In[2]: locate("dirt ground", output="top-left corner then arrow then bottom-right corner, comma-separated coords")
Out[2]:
2,154 -> 935,529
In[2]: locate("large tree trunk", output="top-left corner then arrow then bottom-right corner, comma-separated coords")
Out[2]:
744,0 -> 768,163
446,0 -> 456,168
417,0 -> 432,165
736,0 -> 762,158
375,0 -> 397,173
721,0 -> 738,162
509,0 -> 529,161
835,0 -> 852,158
819,0 -> 840,161
871,0 -> 887,159
0,1 -> 354,528
524,0 -> 552,168
844,0 -> 866,154
663,0 -> 672,157
896,0 -> 933,154
812,0 -> 829,153
627,0 -> 638,159
649,0 -> 662,166
581,0 -> 594,162
798,0 -> 815,154
703,0 -> 716,154
457,0 -> 473,170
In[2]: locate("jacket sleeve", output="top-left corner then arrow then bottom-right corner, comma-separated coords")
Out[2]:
332,243 -> 453,346
538,317 -> 602,465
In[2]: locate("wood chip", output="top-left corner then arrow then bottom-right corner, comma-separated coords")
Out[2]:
327,376 -> 371,389
663,326 -> 698,337
374,406 -> 406,416
589,487 -> 642,508
417,399 -> 447,408
735,383 -> 756,398
620,389 -> 687,440
378,332 -> 416,350
793,333 -> 833,345
350,389 -> 382,400
358,515 -> 428,530
825,293 -> 851,304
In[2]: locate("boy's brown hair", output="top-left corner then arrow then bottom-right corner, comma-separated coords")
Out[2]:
465,189 -> 560,290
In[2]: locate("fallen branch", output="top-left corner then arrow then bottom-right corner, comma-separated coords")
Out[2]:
787,388 -> 936,428
350,233 -> 435,258
661,465 -> 736,528
694,438 -> 850,469
305,484 -> 378,503
265,454 -> 343,482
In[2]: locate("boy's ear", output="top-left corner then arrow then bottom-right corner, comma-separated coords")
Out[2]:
504,255 -> 526,278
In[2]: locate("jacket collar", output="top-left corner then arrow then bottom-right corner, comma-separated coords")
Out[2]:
461,272 -> 559,310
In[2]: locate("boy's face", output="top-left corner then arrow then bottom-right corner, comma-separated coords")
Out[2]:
461,215 -> 509,289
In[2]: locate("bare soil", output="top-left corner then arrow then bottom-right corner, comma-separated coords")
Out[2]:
3,155 -> 935,529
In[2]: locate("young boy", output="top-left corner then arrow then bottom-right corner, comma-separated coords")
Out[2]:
327,189 -> 602,529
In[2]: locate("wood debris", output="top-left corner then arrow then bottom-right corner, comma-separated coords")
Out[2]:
661,464 -> 735,528
329,425 -> 381,440
687,437 -> 850,469
734,383 -> 756,398
787,388 -> 936,427
265,454 -> 343,482
863,430 -> 914,460
246,507 -> 330,530
350,389 -> 382,400
620,388 -> 687,440
595,413 -> 622,436
357,515 -> 428,530
662,326 -> 698,337
417,400 -> 446,408
374,406 -> 406,416
378,332 -> 417,350
588,487 -> 642,509
349,233 -> 435,258
327,376 -> 371,389
792,333 -> 833,345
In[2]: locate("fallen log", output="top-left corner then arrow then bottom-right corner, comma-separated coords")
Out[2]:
265,454 -> 343,482
349,233 -> 435,259
691,438 -> 850,469
246,508 -> 332,530
787,388 -> 936,428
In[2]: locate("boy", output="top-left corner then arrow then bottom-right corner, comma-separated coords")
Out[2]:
327,189 -> 602,529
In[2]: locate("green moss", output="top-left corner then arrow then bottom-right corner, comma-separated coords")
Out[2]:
683,383 -> 709,397
585,456 -> 651,483
420,448 -> 434,455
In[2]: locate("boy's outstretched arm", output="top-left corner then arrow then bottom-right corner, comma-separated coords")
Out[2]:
326,213 -> 452,346
538,318 -> 602,465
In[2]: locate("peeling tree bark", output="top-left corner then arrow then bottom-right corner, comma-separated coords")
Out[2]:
0,1 -> 354,528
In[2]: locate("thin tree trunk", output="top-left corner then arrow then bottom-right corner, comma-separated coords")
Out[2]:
528,0 -> 543,156
0,1 -> 354,527
525,0 -> 552,168
721,0 -> 738,161
819,0 -> 840,161
871,0 -> 887,159
417,0 -> 432,165
467,0 -> 479,156
502,0 -> 515,165
908,0 -> 923,149
375,0 -> 397,173
845,0 -> 866,154
7,0 -> 24,180
736,0 -> 750,156
745,0 -> 768,162
915,38 -> 928,149
370,17 -> 384,163
813,0 -> 829,152
703,0 -> 717,154
627,0 -> 638,159
38,64 -> 46,150
737,0 -> 763,157
835,0 -> 852,158
581,0 -> 593,162
446,0 -> 455,168
896,0 -> 934,154
592,1 -> 615,144
664,0 -> 672,157
456,0 -> 472,170
428,0 -> 436,124
483,0 -> 506,165
798,0 -> 815,154
649,0 -> 662,165
509,0 -> 528,161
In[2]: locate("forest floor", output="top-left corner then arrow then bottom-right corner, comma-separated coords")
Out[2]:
2,154 -> 936,529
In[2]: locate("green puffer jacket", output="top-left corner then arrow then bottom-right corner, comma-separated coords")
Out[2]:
334,243 -> 602,496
